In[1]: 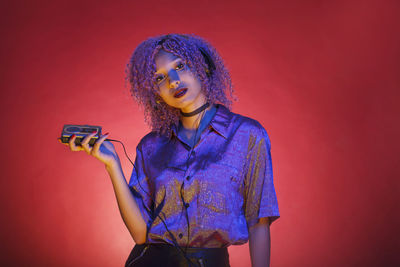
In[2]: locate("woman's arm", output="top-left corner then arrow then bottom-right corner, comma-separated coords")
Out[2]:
248,217 -> 271,267
62,133 -> 147,244
106,162 -> 147,244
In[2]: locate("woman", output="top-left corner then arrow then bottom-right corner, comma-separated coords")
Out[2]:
61,34 -> 280,267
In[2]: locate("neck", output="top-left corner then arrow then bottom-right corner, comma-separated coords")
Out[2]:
180,103 -> 213,130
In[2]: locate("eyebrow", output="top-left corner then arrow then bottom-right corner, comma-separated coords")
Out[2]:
155,58 -> 183,73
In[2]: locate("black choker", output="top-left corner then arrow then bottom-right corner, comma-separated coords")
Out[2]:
180,103 -> 210,117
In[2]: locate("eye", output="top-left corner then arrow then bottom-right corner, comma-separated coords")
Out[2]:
175,62 -> 185,70
155,74 -> 165,83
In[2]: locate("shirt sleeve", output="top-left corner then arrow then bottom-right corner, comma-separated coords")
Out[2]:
128,144 -> 151,225
244,127 -> 280,228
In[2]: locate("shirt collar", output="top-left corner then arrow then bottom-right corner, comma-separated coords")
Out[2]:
171,104 -> 232,140
209,104 -> 232,139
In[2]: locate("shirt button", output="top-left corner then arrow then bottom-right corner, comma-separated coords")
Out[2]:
184,203 -> 190,208
186,176 -> 190,181
178,233 -> 183,239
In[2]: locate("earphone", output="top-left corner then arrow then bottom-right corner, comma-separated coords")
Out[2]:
124,106 -> 208,267
198,46 -> 216,77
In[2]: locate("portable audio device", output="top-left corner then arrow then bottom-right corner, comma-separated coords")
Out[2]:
59,124 -> 102,146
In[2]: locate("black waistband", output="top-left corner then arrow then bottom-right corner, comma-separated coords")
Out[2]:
126,243 -> 230,267
146,242 -> 228,253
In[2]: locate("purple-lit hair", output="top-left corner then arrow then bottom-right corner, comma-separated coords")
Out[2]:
126,34 -> 235,137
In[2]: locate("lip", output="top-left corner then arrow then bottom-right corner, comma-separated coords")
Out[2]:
173,88 -> 188,98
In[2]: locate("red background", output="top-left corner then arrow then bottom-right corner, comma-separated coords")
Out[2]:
1,0 -> 399,266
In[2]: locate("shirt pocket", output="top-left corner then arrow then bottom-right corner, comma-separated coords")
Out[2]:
211,162 -> 243,190
199,162 -> 243,215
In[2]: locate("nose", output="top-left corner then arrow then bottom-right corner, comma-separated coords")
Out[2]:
168,70 -> 180,89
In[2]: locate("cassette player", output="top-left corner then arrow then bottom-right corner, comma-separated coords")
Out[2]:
59,124 -> 102,146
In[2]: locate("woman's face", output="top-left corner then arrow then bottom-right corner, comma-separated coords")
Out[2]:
154,50 -> 206,113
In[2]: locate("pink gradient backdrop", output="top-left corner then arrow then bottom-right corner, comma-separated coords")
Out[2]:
1,0 -> 399,266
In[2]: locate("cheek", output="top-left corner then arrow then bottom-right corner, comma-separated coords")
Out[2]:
158,87 -> 174,104
182,73 -> 202,88
159,90 -> 169,102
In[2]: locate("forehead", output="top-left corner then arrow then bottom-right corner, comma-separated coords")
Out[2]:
154,50 -> 182,71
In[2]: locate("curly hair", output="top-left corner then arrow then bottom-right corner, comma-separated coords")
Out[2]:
126,34 -> 235,137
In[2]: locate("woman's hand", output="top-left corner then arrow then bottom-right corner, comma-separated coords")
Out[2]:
59,132 -> 120,168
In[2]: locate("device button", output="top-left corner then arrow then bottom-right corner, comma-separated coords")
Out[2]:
186,176 -> 190,181
184,203 -> 190,208
178,233 -> 183,239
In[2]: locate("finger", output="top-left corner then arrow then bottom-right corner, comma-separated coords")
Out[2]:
91,132 -> 109,157
58,138 -> 67,145
81,132 -> 97,145
69,134 -> 83,152
59,138 -> 71,146
58,139 -> 69,146
81,132 -> 97,155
